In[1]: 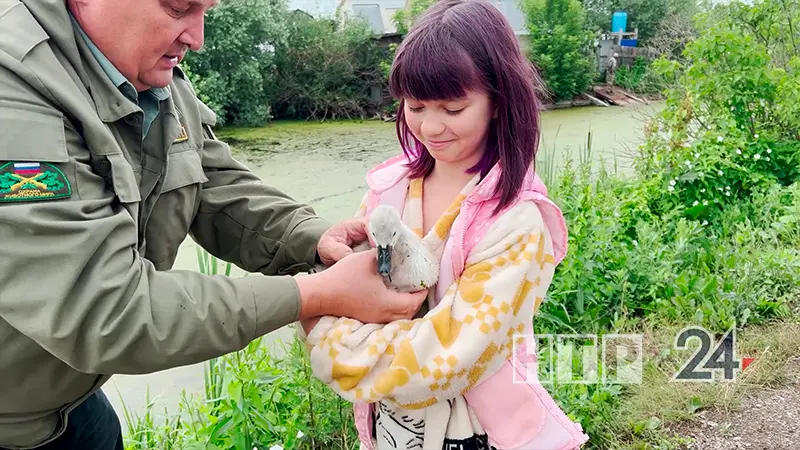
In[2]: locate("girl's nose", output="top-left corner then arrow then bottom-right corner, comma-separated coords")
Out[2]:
420,115 -> 446,138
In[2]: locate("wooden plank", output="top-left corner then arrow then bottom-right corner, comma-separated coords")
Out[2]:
583,92 -> 610,107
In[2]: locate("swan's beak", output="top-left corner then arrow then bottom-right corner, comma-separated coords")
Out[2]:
377,245 -> 392,276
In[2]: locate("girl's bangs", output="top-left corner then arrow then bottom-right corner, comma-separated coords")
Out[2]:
389,30 -> 484,101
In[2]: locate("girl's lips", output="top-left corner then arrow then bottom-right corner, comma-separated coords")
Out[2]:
426,139 -> 455,149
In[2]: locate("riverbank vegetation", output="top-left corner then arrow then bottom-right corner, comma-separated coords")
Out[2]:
122,0 -> 799,449
182,0 -> 703,125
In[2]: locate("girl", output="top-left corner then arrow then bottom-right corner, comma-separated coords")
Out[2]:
301,0 -> 589,448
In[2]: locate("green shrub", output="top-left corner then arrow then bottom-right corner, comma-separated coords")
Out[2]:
181,0 -> 391,126
181,0 -> 289,126
271,13 -> 390,121
635,0 -> 800,225
523,0 -> 597,102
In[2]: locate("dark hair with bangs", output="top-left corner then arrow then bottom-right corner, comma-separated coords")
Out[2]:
388,0 -> 545,212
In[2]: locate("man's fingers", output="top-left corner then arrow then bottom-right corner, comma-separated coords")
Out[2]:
326,243 -> 354,263
344,217 -> 369,244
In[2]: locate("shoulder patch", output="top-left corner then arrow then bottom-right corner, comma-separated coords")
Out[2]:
0,162 -> 71,202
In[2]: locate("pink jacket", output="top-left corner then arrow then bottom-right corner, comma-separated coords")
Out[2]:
353,155 -> 589,449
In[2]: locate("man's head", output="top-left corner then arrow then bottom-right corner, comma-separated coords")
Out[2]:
67,0 -> 218,91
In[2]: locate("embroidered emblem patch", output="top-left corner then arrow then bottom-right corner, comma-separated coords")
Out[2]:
0,162 -> 71,202
173,125 -> 189,143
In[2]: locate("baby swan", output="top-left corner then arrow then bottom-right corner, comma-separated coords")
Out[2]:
368,205 -> 439,293
311,206 -> 439,293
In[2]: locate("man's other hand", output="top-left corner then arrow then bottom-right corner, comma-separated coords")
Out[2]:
316,217 -> 370,266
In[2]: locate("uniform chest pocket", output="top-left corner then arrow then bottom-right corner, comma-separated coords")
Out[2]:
145,149 -> 208,268
162,149 -> 208,192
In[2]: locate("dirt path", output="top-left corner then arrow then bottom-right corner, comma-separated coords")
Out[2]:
676,326 -> 800,450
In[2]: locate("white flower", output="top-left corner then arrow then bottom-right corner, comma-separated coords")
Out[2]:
632,240 -> 639,247
693,200 -> 699,206
736,149 -> 742,155
685,160 -> 692,167
725,191 -> 731,196
670,179 -> 677,186
767,148 -> 772,154
766,156 -> 771,161
755,134 -> 759,139
701,188 -> 706,193
731,106 -> 735,111
269,446 -> 284,450
683,142 -> 691,148
718,170 -> 724,176
297,431 -> 305,439
695,152 -> 701,158
754,154 -> 761,160
717,136 -> 724,142
702,220 -> 709,226
703,200 -> 709,206
668,185 -> 675,192
726,185 -> 731,190
699,172 -> 704,177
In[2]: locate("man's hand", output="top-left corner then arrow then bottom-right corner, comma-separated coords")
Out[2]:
316,217 -> 370,266
296,250 -> 428,327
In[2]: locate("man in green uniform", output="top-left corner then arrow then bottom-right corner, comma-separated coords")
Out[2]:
0,0 -> 428,449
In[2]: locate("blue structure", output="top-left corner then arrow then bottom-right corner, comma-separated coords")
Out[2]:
611,11 -> 627,33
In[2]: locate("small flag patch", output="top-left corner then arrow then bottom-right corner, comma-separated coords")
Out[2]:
14,162 -> 41,175
0,161 -> 71,202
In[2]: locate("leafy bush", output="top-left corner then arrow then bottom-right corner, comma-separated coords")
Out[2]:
538,153 -> 800,337
181,0 -> 288,126
182,0 -> 391,125
613,57 -> 670,94
270,13 -> 391,121
635,0 -> 800,224
523,0 -> 597,102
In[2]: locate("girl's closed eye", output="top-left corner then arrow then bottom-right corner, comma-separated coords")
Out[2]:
406,102 -> 466,115
445,106 -> 465,116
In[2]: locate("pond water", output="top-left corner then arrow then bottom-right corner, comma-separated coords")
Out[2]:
104,101 -> 663,426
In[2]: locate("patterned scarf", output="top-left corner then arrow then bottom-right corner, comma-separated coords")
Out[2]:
372,174 -> 497,450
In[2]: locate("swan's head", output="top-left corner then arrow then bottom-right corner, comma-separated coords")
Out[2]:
368,205 -> 404,276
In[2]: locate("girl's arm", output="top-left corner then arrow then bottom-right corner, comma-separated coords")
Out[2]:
303,201 -> 557,409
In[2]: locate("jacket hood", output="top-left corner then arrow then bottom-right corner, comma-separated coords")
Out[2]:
365,154 -> 568,264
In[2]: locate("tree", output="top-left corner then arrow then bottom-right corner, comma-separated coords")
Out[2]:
182,0 -> 289,126
523,0 -> 597,102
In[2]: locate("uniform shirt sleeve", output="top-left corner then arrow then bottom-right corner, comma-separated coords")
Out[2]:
304,201 -> 557,409
187,98 -> 332,277
0,66 -> 302,375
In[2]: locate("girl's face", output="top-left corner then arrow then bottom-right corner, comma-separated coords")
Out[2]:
403,89 -> 494,168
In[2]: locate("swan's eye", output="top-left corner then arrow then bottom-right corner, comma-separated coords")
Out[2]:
392,231 -> 397,237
